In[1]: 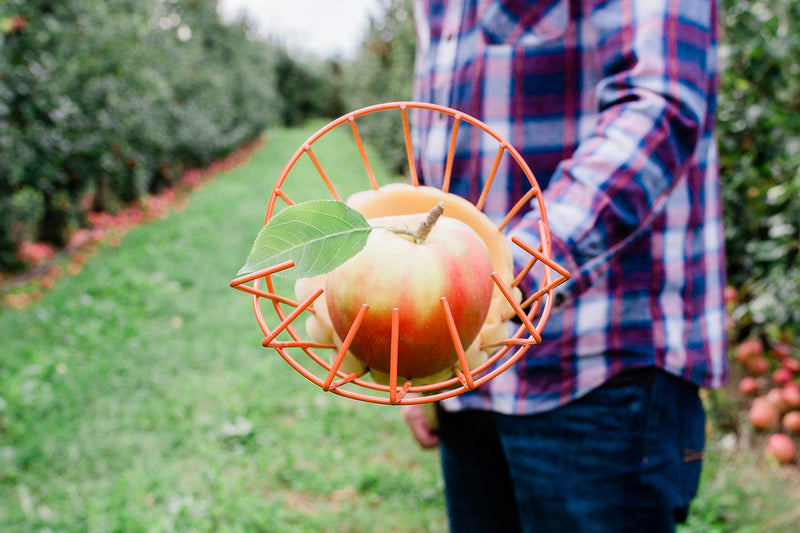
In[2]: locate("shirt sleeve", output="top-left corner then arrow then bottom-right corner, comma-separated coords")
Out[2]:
508,0 -> 717,301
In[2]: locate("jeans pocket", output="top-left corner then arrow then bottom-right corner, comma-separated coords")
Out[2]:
480,0 -> 569,46
642,372 -> 706,523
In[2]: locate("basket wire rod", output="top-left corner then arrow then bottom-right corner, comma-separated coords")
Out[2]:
517,271 -> 570,312
261,287 -> 323,347
271,345 -> 337,390
348,116 -> 379,191
400,105 -> 419,186
236,285 -> 307,311
229,260 -> 296,287
482,336 -> 540,349
500,281 -> 546,327
497,186 -> 539,232
439,296 -> 475,389
322,303 -> 370,391
389,308 -> 401,404
475,143 -> 507,212
512,239 -> 542,289
230,274 -> 310,312
412,344 -> 536,404
442,114 -> 462,193
533,219 -> 564,324
510,236 -> 571,292
229,261 -> 300,338
269,340 -> 336,349
304,145 -> 341,201
328,370 -> 370,391
274,188 -> 295,207
507,253 -> 568,325
491,272 -> 543,344
387,308 -> 413,404
454,367 -> 473,389
230,259 -> 306,335
399,380 -> 413,402
265,141 -> 309,224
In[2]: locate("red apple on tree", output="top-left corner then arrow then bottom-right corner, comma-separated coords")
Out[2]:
324,204 -> 494,379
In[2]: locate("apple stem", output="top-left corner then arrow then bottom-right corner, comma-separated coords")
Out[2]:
413,202 -> 445,244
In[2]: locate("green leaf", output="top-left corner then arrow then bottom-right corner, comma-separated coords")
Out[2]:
237,200 -> 373,279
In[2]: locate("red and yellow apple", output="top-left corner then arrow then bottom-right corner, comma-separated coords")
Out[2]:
324,211 -> 494,379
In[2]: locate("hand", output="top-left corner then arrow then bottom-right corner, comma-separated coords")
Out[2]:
402,403 -> 440,449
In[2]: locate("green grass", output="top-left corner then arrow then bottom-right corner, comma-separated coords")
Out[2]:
0,122 -> 446,532
681,439 -> 800,533
2,122 -> 799,532
678,388 -> 800,533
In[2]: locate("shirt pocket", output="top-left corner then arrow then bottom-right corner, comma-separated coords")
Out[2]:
480,0 -> 569,46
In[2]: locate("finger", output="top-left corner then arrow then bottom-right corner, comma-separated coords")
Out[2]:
402,405 -> 440,448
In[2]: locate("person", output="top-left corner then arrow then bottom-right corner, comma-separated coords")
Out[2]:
401,0 -> 729,531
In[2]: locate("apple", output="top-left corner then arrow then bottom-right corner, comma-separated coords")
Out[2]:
772,367 -> 794,386
783,357 -> 800,373
746,355 -> 769,376
766,388 -> 789,414
735,337 -> 764,363
783,411 -> 800,434
773,342 -> 793,360
724,285 -> 737,305
782,382 -> 800,409
765,433 -> 797,465
738,376 -> 759,396
325,207 -> 494,379
749,396 -> 780,430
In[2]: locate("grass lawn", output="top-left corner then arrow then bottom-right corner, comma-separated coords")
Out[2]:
0,122 -> 446,532
2,121 -> 799,532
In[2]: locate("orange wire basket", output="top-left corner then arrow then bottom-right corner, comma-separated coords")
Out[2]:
230,102 -> 569,405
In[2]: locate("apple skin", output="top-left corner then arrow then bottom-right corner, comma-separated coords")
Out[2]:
324,213 -> 494,379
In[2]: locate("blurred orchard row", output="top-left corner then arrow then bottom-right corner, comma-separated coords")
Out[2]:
2,0 -> 799,347
0,0 -> 392,273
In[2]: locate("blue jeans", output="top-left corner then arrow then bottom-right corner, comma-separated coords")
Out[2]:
437,368 -> 705,533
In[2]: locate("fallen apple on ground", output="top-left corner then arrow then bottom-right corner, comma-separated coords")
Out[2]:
749,396 -> 781,431
765,433 -> 797,464
324,204 -> 495,379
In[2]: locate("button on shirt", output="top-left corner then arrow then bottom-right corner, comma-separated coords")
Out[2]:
411,0 -> 729,414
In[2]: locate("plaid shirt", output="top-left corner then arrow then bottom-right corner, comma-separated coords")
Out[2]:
411,0 -> 729,414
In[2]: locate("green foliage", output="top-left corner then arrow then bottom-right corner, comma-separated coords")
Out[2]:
345,0 -> 416,174
718,0 -> 800,341
274,49 -> 347,127
0,0 -> 278,265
